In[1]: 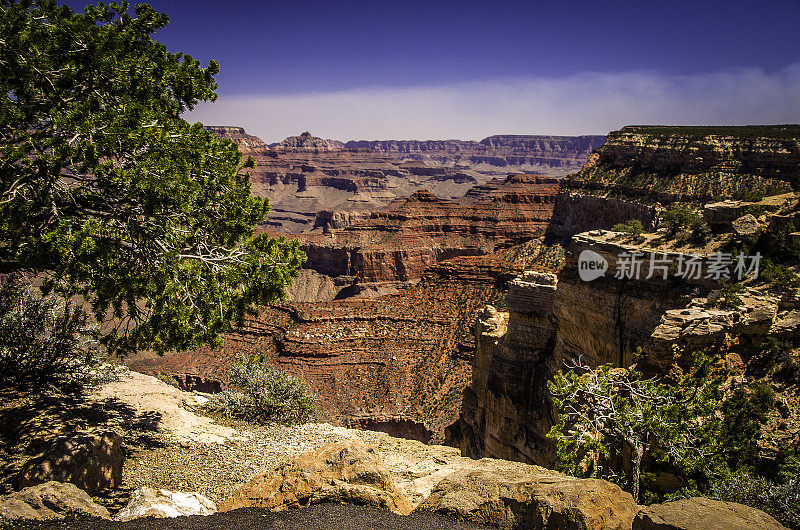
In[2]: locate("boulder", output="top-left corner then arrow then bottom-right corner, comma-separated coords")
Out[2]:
116,487 -> 217,521
731,214 -> 761,238
414,458 -> 637,529
16,430 -> 123,493
218,439 -> 412,515
634,497 -> 785,529
0,481 -> 110,520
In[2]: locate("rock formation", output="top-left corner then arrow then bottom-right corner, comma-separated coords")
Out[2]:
218,439 -> 413,515
16,431 -> 123,494
345,134 -> 606,176
298,175 -> 559,285
205,127 -> 601,232
547,125 -> 800,238
126,254 -> 524,442
116,487 -> 217,521
634,497 -> 785,530
452,125 -> 800,472
0,481 -> 110,521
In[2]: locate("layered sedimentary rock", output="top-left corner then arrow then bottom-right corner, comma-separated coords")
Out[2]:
126,255 -> 523,442
298,175 -> 559,285
205,127 -> 601,232
547,125 -> 800,239
345,135 -> 606,176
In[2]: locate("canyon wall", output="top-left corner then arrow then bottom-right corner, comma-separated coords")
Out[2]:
296,175 -> 559,285
547,125 -> 800,238
451,125 -> 800,467
205,127 -> 602,232
345,135 -> 606,175
126,255 -> 523,442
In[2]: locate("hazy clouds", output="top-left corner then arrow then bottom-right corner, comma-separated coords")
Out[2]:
187,63 -> 800,142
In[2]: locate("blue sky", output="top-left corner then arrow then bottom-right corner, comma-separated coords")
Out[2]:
64,0 -> 800,141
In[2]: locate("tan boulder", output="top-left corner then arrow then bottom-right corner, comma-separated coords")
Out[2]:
634,497 -> 785,529
414,458 -> 637,529
116,487 -> 217,521
0,481 -> 110,521
218,439 -> 412,515
16,430 -> 123,493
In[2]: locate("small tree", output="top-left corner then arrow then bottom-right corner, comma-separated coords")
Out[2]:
547,354 -> 721,502
662,205 -> 702,234
612,220 -> 645,241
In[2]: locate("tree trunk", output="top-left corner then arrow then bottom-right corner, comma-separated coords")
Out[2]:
630,442 -> 644,503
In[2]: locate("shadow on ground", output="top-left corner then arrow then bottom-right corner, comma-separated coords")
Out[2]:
0,388 -> 165,496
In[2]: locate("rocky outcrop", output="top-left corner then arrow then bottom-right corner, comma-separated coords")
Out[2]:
116,487 -> 217,521
218,440 -> 413,515
634,497 -> 786,530
0,481 -> 110,521
563,126 -> 799,204
275,131 -> 345,152
16,431 -> 123,494
301,176 -> 559,283
415,458 -> 637,530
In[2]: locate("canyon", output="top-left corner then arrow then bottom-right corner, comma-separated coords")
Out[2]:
206,127 -> 603,232
128,125 -> 800,477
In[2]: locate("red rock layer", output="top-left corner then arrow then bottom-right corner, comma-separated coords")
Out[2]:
125,255 -> 521,442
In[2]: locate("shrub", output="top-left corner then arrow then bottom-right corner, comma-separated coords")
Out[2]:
711,472 -> 800,528
0,277 -> 100,393
662,205 -> 702,234
612,220 -> 644,240
759,259 -> 800,290
206,354 -> 318,424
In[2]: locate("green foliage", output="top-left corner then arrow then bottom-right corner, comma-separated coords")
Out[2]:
711,472 -> 800,529
689,223 -> 713,246
759,337 -> 799,383
548,353 -> 784,505
612,220 -> 644,240
547,354 -> 722,502
206,353 -> 318,425
661,205 -> 702,234
0,277 -> 99,393
0,1 -> 305,354
759,259 -> 800,290
709,279 -> 745,309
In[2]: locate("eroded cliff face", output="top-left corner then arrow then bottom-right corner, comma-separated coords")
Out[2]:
125,255 -> 523,442
205,127 -> 601,232
345,135 -> 606,176
449,234 -> 698,464
296,175 -> 559,285
564,126 -> 799,203
547,125 -> 800,239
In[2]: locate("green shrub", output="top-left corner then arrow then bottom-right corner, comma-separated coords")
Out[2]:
0,277 -> 100,394
662,205 -> 702,234
708,280 -> 745,309
612,220 -> 644,240
206,354 -> 318,425
690,224 -> 713,246
711,472 -> 800,528
759,259 -> 800,290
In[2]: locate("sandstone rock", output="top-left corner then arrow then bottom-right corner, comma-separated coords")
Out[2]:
731,214 -> 761,238
116,487 -> 216,521
218,440 -> 412,515
634,497 -> 785,529
16,430 -> 123,493
415,458 -> 637,529
703,200 -> 746,228
0,481 -> 110,520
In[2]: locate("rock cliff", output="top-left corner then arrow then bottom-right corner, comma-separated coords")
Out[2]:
297,175 -> 559,284
205,127 -> 601,232
548,125 -> 800,239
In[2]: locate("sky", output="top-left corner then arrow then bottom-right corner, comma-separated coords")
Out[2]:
64,0 -> 800,142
